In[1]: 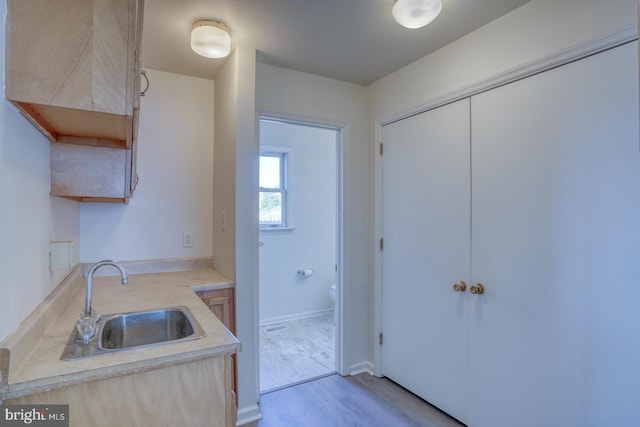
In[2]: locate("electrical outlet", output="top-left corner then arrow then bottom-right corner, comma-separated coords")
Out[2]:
183,232 -> 193,248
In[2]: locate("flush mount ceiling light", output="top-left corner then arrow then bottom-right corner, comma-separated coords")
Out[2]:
392,0 -> 443,29
191,20 -> 231,58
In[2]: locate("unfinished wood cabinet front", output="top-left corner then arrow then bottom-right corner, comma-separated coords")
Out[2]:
51,143 -> 133,202
197,288 -> 236,334
197,288 -> 237,402
5,0 -> 143,203
5,0 -> 143,149
6,356 -> 237,427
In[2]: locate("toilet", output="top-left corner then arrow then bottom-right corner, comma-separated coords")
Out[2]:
329,284 -> 336,302
329,284 -> 337,324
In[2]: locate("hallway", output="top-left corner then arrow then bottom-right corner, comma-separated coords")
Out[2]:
249,374 -> 463,427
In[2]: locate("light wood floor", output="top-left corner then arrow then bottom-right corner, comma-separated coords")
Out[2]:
246,373 -> 464,427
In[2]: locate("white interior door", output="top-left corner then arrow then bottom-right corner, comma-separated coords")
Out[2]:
469,42 -> 640,427
381,99 -> 471,423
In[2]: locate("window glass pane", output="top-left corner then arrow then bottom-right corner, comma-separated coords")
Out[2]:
259,156 -> 281,189
259,191 -> 282,225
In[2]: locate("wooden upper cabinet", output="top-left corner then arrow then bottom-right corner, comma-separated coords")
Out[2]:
5,0 -> 143,149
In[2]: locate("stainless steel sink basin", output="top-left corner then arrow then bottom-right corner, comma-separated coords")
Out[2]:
61,306 -> 206,360
100,308 -> 198,349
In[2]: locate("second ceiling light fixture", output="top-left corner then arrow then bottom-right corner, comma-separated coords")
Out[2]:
392,0 -> 443,29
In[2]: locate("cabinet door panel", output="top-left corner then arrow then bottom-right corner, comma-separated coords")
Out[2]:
382,99 -> 471,423
6,0 -> 130,115
197,289 -> 235,333
470,42 -> 640,427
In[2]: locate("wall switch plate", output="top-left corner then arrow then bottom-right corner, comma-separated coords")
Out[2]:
183,232 -> 193,248
49,241 -> 73,271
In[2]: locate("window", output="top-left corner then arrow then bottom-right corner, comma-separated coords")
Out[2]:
259,148 -> 289,228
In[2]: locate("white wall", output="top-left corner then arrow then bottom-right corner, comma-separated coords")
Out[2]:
213,56 -> 237,280
259,120 -> 337,323
0,0 -> 79,341
370,0 -> 638,121
79,69 -> 214,262
214,46 -> 261,423
256,63 -> 371,374
235,46 -> 260,422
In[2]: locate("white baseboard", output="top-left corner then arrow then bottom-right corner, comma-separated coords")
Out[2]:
236,404 -> 261,426
260,308 -> 334,327
350,361 -> 375,376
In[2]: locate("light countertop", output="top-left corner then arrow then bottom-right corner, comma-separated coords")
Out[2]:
0,268 -> 240,400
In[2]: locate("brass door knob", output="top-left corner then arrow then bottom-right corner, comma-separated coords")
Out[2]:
470,283 -> 485,295
452,281 -> 467,292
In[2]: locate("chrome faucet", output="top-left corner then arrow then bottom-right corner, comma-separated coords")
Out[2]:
85,260 -> 129,316
76,260 -> 128,344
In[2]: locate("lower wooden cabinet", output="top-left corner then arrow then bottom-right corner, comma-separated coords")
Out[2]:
196,287 -> 237,401
6,355 -> 237,427
196,288 -> 236,334
196,288 -> 235,334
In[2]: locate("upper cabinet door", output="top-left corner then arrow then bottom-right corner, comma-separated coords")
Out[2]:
381,98 -> 471,424
5,0 -> 143,148
469,41 -> 640,427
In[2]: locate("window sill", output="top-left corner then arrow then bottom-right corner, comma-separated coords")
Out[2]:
259,226 -> 295,234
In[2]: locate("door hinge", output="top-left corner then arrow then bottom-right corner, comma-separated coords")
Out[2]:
379,143 -> 383,156
379,332 -> 383,345
379,238 -> 384,251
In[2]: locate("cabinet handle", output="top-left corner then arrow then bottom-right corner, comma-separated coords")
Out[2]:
140,69 -> 149,96
470,283 -> 485,295
452,281 -> 467,292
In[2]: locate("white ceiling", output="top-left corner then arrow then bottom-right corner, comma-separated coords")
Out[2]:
141,0 -> 530,86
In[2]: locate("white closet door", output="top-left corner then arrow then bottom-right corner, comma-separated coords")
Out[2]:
382,99 -> 471,423
469,42 -> 640,427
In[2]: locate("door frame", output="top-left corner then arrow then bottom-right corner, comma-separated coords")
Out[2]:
372,26 -> 636,377
257,112 -> 347,378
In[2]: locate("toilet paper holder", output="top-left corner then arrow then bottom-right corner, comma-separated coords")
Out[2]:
297,269 -> 314,277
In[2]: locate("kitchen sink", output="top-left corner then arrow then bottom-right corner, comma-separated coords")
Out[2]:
61,306 -> 206,360
100,307 -> 199,349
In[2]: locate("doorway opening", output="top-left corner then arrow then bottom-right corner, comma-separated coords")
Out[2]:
258,117 -> 341,393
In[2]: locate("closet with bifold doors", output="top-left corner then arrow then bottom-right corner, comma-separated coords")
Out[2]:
381,41 -> 640,427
